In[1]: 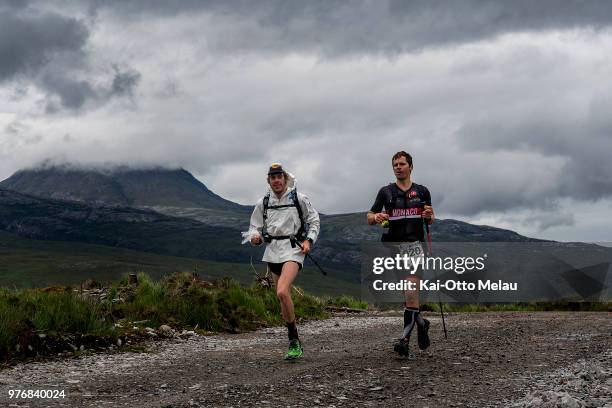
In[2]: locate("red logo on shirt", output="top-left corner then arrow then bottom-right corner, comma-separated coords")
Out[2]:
408,190 -> 418,198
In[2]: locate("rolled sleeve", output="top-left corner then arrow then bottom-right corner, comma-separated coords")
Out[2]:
299,193 -> 320,244
248,199 -> 264,241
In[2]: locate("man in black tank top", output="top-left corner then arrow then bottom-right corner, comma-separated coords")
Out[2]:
367,151 -> 435,357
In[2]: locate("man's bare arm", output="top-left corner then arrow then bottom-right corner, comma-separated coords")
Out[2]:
367,211 -> 388,225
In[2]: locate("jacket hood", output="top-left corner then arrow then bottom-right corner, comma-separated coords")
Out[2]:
267,171 -> 296,196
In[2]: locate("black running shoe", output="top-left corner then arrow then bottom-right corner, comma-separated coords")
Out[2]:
417,318 -> 430,350
393,337 -> 410,357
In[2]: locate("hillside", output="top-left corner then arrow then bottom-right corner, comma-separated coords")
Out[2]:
0,188 -> 252,263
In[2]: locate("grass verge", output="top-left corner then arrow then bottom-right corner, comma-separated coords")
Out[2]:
0,272 -> 367,362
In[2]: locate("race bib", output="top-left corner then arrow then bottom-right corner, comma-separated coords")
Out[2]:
398,241 -> 424,257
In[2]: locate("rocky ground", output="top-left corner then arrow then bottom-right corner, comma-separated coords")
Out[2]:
0,311 -> 610,408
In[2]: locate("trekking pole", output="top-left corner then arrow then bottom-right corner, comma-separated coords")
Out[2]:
290,236 -> 327,276
423,216 -> 448,339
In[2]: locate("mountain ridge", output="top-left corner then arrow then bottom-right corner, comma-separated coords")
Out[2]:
0,166 -> 248,211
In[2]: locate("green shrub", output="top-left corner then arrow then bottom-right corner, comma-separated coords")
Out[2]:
0,271 -> 372,360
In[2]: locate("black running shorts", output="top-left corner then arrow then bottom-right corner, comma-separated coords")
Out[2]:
267,261 -> 303,276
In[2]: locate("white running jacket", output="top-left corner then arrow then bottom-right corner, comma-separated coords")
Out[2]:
248,173 -> 320,265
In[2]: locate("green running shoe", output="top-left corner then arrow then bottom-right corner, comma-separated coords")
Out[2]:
284,339 -> 303,360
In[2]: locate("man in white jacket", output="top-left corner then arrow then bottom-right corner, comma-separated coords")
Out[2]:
249,163 -> 320,360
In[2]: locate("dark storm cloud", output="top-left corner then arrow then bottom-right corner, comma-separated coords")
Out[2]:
40,73 -> 96,111
0,5 -> 142,111
0,0 -> 29,11
89,0 -> 612,56
111,66 -> 141,99
39,64 -> 142,112
0,8 -> 88,81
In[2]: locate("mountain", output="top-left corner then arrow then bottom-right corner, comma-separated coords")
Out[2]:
0,165 -> 248,211
0,188 -> 255,262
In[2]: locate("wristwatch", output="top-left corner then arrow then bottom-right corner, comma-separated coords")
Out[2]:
306,238 -> 314,245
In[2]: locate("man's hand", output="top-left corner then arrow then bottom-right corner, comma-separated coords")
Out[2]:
300,239 -> 311,254
373,212 -> 389,224
422,205 -> 434,224
250,234 -> 263,246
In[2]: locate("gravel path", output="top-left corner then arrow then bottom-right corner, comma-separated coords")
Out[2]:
0,312 -> 610,407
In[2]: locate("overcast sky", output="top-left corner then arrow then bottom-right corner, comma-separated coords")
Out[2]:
1,0 -> 612,242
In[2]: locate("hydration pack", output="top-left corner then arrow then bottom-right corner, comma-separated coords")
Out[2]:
262,189 -> 306,244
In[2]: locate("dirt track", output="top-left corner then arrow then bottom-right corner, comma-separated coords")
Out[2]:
0,312 -> 610,407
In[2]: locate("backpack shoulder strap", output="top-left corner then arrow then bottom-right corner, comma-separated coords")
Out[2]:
291,189 -> 306,238
262,192 -> 270,232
